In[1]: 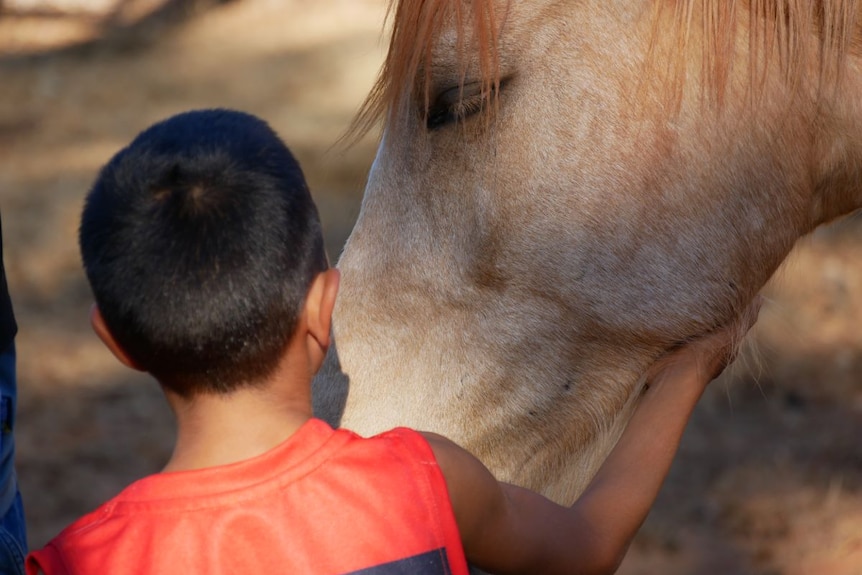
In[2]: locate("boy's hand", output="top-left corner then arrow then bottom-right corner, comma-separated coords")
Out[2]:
647,297 -> 762,390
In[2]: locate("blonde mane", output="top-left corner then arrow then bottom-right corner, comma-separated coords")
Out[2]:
650,0 -> 862,109
351,0 -> 860,135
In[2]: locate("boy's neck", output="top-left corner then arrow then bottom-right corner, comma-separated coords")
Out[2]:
162,368 -> 314,473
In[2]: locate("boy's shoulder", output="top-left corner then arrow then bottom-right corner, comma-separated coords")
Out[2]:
25,485 -> 136,575
35,472 -> 155,550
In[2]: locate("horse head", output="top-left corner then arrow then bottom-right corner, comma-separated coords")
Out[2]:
314,0 -> 862,502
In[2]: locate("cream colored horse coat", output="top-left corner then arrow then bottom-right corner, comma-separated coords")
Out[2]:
314,0 -> 862,504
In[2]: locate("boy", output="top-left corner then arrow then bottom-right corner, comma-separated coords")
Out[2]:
27,109 -> 756,575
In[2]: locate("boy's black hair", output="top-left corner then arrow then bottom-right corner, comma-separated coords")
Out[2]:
79,109 -> 328,396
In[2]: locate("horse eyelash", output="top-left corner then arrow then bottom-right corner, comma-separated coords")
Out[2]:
427,91 -> 483,130
426,81 -> 501,130
454,97 -> 485,119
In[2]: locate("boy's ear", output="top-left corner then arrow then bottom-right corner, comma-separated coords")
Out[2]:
303,269 -> 341,355
90,305 -> 144,372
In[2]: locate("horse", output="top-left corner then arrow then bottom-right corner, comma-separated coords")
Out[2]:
313,0 -> 862,505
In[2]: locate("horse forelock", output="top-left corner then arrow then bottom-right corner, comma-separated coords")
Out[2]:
348,0 -> 500,140
348,0 -> 860,139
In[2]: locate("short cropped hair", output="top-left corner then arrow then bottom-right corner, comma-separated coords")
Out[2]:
80,109 -> 328,396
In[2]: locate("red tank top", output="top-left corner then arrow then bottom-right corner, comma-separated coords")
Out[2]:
26,419 -> 470,575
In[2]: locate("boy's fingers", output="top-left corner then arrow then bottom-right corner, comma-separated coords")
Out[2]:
736,294 -> 763,337
697,295 -> 764,378
649,295 -> 763,383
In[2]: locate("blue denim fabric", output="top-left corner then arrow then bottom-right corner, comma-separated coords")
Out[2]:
0,343 -> 25,575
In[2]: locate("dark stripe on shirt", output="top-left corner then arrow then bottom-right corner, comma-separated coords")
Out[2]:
343,548 -> 453,575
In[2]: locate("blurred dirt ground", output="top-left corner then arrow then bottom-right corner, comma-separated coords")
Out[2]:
0,2 -> 860,573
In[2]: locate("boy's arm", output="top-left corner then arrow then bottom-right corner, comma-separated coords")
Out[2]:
426,305 -> 758,575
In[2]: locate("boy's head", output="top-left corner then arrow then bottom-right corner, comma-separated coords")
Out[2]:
79,109 -> 329,397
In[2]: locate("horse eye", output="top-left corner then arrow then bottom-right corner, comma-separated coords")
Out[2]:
426,82 -> 486,130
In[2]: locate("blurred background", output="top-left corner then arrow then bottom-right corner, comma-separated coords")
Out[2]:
0,1 -> 859,574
